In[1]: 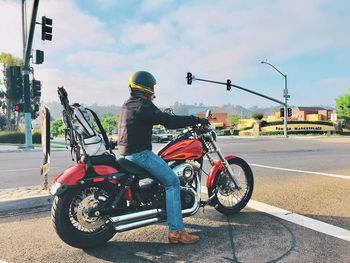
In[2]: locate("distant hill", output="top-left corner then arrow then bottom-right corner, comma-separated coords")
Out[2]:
43,101 -> 122,120
170,102 -> 276,117
39,101 -> 277,122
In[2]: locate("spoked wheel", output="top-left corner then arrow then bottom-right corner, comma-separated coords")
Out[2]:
208,157 -> 254,215
51,184 -> 117,248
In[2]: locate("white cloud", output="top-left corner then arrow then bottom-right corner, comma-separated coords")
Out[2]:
1,0 -> 350,108
0,0 -> 23,57
37,0 -> 116,50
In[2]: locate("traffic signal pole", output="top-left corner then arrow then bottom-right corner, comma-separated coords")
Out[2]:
22,0 -> 40,148
187,72 -> 290,136
283,75 -> 288,138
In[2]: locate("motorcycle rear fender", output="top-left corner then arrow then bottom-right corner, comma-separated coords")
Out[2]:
206,155 -> 237,189
50,163 -> 124,196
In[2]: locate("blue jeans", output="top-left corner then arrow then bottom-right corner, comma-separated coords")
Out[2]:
125,150 -> 184,231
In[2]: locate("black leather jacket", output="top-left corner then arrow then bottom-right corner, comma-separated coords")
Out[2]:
118,96 -> 198,156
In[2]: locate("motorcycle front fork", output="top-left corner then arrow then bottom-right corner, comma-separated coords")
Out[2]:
206,139 -> 240,190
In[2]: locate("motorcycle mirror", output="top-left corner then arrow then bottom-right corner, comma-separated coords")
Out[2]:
205,109 -> 212,119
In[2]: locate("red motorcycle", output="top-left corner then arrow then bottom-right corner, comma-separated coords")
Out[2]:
50,87 -> 254,248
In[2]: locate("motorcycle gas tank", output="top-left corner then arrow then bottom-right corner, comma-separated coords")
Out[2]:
160,139 -> 203,161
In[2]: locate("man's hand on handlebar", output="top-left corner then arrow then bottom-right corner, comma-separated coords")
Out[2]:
195,117 -> 210,126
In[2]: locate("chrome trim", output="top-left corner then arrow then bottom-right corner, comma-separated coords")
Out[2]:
181,184 -> 200,217
173,163 -> 194,181
114,217 -> 161,232
109,186 -> 200,231
109,208 -> 162,224
49,182 -> 62,196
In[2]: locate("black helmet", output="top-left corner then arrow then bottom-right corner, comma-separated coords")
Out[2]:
128,71 -> 156,96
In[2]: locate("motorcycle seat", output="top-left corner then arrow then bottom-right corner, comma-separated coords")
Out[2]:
88,154 -> 122,170
117,157 -> 151,177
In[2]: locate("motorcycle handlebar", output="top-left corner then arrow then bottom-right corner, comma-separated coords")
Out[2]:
191,123 -> 213,135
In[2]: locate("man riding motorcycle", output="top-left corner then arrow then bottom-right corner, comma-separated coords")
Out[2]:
118,71 -> 209,244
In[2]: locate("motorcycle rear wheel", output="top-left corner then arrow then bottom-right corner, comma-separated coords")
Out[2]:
51,184 -> 117,248
209,157 -> 254,215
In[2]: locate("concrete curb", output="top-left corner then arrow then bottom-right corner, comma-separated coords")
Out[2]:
0,195 -> 53,215
0,148 -> 68,153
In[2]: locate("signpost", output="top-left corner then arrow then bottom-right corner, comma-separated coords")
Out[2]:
40,105 -> 50,189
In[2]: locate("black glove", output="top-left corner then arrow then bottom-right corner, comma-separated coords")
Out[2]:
195,117 -> 210,126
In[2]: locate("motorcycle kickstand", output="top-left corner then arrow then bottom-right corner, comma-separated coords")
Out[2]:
200,186 -> 219,213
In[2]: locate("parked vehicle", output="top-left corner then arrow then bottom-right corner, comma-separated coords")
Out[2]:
152,129 -> 174,143
50,87 -> 254,248
109,128 -> 119,143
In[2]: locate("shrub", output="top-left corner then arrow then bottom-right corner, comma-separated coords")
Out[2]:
259,130 -> 335,136
261,120 -> 334,127
0,131 -> 41,144
252,113 -> 264,120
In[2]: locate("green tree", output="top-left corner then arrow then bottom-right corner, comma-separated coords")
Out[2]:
0,53 -> 23,130
101,114 -> 119,134
0,53 -> 23,67
51,119 -> 65,137
336,90 -> 350,124
252,113 -> 264,120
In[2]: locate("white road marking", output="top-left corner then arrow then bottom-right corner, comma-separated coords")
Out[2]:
250,163 -> 350,180
247,199 -> 350,242
201,188 -> 350,242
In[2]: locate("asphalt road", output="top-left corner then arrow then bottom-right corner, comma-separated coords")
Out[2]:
0,136 -> 349,262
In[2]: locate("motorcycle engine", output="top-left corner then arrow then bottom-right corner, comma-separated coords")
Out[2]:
139,178 -> 165,208
173,161 -> 199,209
180,186 -> 196,209
172,161 -> 200,184
138,161 -> 199,210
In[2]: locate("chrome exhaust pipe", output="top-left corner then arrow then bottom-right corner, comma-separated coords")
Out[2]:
109,208 -> 162,224
182,187 -> 200,217
114,217 -> 162,232
109,187 -> 200,232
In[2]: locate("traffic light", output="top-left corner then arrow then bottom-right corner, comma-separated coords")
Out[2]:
41,16 -> 53,41
7,66 -> 23,101
280,108 -> 285,117
14,103 -> 24,112
187,72 -> 192,85
32,79 -> 42,98
226,79 -> 231,91
287,107 -> 292,117
34,50 -> 44,64
34,103 -> 40,112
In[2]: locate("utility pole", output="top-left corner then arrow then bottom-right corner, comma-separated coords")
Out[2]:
22,0 -> 40,148
261,61 -> 290,138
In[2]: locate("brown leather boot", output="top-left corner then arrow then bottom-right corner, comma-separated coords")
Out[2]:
168,230 -> 200,244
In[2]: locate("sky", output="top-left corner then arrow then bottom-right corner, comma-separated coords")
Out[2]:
0,0 -> 349,108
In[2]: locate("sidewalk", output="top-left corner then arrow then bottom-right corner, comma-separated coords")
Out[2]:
0,186 -> 52,215
0,144 -> 67,153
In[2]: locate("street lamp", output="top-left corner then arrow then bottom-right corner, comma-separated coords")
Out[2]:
261,60 -> 289,138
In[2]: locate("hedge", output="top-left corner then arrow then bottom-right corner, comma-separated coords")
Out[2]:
259,130 -> 337,136
261,120 -> 334,127
216,129 -> 236,136
0,131 -> 41,144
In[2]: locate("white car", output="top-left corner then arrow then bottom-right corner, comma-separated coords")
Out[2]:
152,129 -> 174,143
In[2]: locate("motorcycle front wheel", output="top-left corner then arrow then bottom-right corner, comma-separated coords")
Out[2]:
208,157 -> 254,215
51,184 -> 117,248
